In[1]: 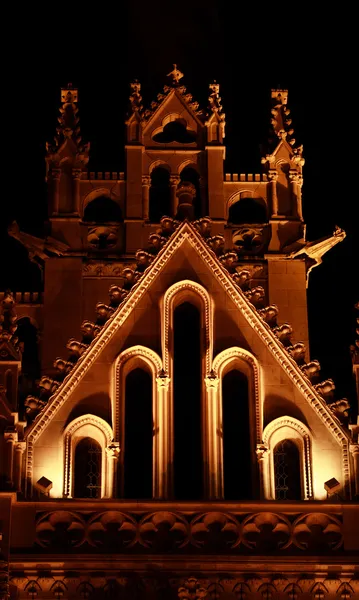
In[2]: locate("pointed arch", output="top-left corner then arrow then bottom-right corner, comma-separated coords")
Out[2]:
211,347 -> 263,499
113,345 -> 164,498
263,416 -> 313,500
63,414 -> 114,498
161,280 -> 213,376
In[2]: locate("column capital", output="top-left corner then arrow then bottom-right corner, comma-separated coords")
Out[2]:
205,371 -> 220,390
106,442 -> 121,459
256,443 -> 270,461
267,169 -> 278,182
4,431 -> 18,443
349,443 -> 359,455
170,174 -> 181,186
72,168 -> 83,180
14,441 -> 26,453
142,175 -> 151,186
51,168 -> 61,180
156,373 -> 171,390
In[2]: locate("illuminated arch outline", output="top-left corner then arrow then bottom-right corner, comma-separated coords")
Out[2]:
263,416 -> 313,500
63,414 -> 114,498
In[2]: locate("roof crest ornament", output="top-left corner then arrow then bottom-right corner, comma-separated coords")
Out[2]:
129,80 -> 143,113
167,63 -> 184,85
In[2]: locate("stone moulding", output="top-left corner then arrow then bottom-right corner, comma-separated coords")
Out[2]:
24,222 -> 351,495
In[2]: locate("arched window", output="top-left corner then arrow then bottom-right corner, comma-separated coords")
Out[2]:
273,439 -> 301,500
74,437 -> 102,498
173,302 -> 203,500
123,368 -> 153,499
222,369 -> 252,500
228,198 -> 267,224
180,166 -> 201,218
83,197 -> 123,222
149,166 -> 171,222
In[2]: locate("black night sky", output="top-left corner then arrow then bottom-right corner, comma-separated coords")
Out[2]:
2,3 -> 358,410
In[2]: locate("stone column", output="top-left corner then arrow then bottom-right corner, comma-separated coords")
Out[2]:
170,175 -> 180,217
268,170 -> 279,217
142,175 -> 151,220
4,432 -> 17,488
289,171 -> 303,220
72,168 -> 82,215
51,168 -> 61,215
204,374 -> 222,499
256,443 -> 270,499
14,441 -> 26,492
350,444 -> 359,499
105,442 -> 120,498
155,374 -> 171,499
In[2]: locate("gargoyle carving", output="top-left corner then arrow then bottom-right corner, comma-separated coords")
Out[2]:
80,320 -> 102,341
244,286 -> 265,307
287,342 -> 306,364
219,251 -> 238,272
193,217 -> 212,238
258,304 -> 279,327
121,268 -> 141,290
273,323 -> 293,345
38,376 -> 60,395
314,379 -> 336,401
53,358 -> 74,376
328,398 -> 351,422
96,303 -> 115,324
232,269 -> 252,290
66,339 -> 89,358
207,235 -> 225,255
135,250 -> 154,271
24,395 -> 47,415
301,360 -> 321,382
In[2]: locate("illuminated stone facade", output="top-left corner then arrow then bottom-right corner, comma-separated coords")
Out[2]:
0,69 -> 358,599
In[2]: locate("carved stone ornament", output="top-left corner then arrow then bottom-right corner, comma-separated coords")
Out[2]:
178,577 -> 207,600
129,80 -> 143,113
232,226 -> 269,254
82,261 -> 124,278
314,378 -> 336,400
328,398 -> 351,422
244,286 -> 265,307
301,359 -> 321,382
87,226 -> 118,250
258,304 -> 279,326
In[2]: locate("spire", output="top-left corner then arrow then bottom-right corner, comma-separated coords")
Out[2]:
167,63 -> 184,85
264,88 -> 304,164
205,81 -> 225,143
0,291 -> 21,361
45,83 -> 90,169
129,80 -> 143,114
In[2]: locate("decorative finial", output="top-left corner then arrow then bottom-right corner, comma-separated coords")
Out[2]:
208,81 -> 223,114
167,63 -> 184,85
129,80 -> 143,113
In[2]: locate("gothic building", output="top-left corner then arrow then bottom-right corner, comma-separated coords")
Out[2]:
0,66 -> 358,599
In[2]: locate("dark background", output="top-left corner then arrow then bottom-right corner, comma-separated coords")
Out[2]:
2,3 -> 358,409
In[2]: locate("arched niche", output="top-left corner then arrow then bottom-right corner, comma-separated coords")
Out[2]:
152,115 -> 196,144
83,196 -> 123,222
149,165 -> 171,222
173,301 -> 203,500
228,196 -> 267,224
262,416 -> 313,500
63,414 -> 114,498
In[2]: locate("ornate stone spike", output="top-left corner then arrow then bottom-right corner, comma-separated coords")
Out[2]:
95,303 -> 115,324
314,378 -> 336,400
108,285 -> 129,306
273,323 -> 293,346
232,269 -> 252,290
208,81 -> 224,114
287,342 -> 306,364
219,251 -> 238,272
38,376 -> 60,395
0,290 -> 21,360
129,80 -> 143,113
53,358 -> 74,375
167,63 -> 184,85
80,320 -> 102,341
148,233 -> 166,253
301,359 -> 321,382
178,577 -> 207,600
193,217 -> 212,238
135,250 -> 154,271
329,398 -> 351,422
66,338 -> 89,357
159,216 -> 179,237
121,268 -> 141,290
244,286 -> 265,307
24,395 -> 47,415
258,304 -> 279,326
207,234 -> 225,256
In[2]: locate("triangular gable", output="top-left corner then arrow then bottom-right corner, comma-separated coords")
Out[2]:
272,137 -> 295,161
143,89 -> 204,137
25,221 -> 350,454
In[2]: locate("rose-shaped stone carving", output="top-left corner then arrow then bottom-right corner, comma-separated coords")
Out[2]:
190,512 -> 240,550
35,511 -> 86,548
138,511 -> 189,551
